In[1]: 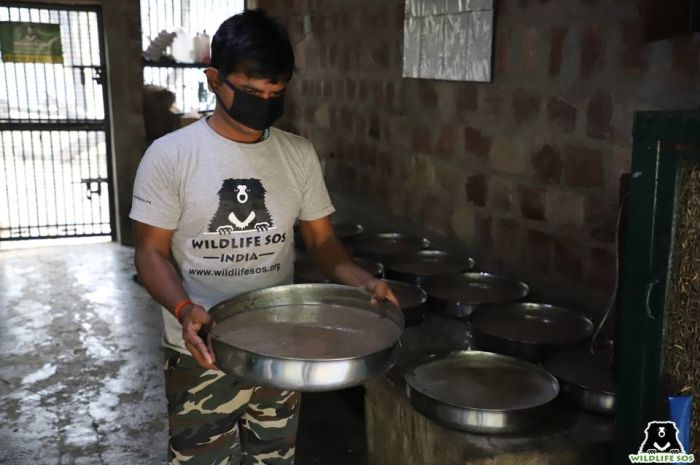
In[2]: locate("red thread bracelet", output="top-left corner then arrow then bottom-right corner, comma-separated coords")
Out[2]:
173,299 -> 193,323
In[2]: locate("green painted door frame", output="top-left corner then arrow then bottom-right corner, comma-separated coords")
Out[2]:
614,110 -> 700,464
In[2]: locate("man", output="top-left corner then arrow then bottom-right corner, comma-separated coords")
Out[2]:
130,9 -> 397,465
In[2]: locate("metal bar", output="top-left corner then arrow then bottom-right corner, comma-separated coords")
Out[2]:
94,5 -> 116,240
49,129 -> 66,236
169,0 -> 174,33
27,8 -> 48,236
2,2 -> 100,13
0,232 -> 111,241
161,0 -> 166,38
0,121 -> 107,131
149,0 -> 156,46
7,124 -> 30,240
29,7 -> 46,120
66,129 -> 80,236
10,8 -> 29,121
5,129 -> 18,238
1,221 -> 113,229
61,12 -> 81,236
25,8 -> 43,120
48,8 -> 63,119
1,9 -> 13,119
29,131 -> 45,236
19,131 -> 37,237
61,131 -> 76,235
96,131 -> 106,232
0,131 -> 13,239
58,10 -> 72,121
80,12 -> 95,231
76,12 -> 89,120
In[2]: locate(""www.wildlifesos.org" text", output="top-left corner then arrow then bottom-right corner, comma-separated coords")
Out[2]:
188,263 -> 281,277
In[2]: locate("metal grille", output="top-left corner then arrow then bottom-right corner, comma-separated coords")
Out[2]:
140,0 -> 244,113
665,159 -> 700,456
0,4 -> 113,241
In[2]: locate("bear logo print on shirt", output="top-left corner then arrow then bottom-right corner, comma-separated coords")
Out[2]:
638,421 -> 684,455
208,178 -> 274,234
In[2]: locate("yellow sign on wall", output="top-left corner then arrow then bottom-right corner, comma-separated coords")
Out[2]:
0,22 -> 63,64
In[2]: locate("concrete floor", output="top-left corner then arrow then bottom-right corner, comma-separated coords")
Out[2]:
0,242 -> 366,465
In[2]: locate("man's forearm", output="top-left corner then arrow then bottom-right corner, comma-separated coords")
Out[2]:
135,249 -> 190,313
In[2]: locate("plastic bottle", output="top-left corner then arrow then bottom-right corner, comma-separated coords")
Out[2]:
194,31 -> 211,64
171,27 -> 193,63
198,82 -> 209,111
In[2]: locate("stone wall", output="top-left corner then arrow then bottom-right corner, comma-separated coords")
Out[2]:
259,0 -> 700,315
101,0 -> 147,246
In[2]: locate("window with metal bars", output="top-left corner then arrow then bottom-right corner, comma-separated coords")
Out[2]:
140,0 -> 245,114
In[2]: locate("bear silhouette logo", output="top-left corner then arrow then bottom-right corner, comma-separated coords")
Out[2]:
208,178 -> 274,234
638,421 -> 685,455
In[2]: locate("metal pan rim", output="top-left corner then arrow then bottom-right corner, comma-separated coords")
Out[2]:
405,350 -> 559,412
470,302 -> 595,345
424,272 -> 530,305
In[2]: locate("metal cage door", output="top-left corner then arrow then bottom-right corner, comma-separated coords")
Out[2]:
0,3 -> 114,241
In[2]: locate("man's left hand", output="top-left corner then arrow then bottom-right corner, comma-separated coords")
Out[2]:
363,278 -> 400,306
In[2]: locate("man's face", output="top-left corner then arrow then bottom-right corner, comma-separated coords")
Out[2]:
206,69 -> 288,134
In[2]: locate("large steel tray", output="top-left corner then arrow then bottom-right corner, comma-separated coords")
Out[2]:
332,221 -> 364,241
470,302 -> 594,361
383,279 -> 428,326
209,284 -> 404,391
385,250 -> 476,286
406,351 -> 559,434
294,258 -> 384,284
348,232 -> 430,261
424,272 -> 529,319
544,341 -> 616,415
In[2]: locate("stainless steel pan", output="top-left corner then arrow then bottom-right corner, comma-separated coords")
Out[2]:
294,221 -> 364,245
348,232 -> 430,261
332,221 -> 364,241
544,340 -> 616,415
423,272 -> 529,319
383,279 -> 428,326
406,350 -> 559,433
294,258 -> 384,284
384,250 -> 475,286
470,302 -> 594,361
208,284 -> 404,391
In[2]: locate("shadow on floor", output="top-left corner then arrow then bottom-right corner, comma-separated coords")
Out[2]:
296,387 -> 368,465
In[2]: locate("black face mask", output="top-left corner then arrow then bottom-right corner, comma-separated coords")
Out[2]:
216,72 -> 285,131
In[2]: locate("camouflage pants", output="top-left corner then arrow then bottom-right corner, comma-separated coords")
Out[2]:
164,349 -> 301,465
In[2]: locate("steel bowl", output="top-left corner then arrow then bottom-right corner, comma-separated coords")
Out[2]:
348,232 -> 430,261
384,250 -> 476,286
294,258 -> 384,283
208,284 -> 404,391
406,350 -> 559,433
332,221 -> 364,241
423,272 -> 529,319
384,279 -> 428,326
294,222 -> 364,249
470,303 -> 595,361
544,340 -> 616,415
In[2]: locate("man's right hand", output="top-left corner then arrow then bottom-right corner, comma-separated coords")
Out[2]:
180,304 -> 217,370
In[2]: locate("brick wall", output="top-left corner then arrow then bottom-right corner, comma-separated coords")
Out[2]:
257,0 -> 700,315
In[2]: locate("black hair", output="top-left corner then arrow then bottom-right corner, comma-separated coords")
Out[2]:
211,9 -> 295,83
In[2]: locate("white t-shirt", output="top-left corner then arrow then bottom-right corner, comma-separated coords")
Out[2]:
129,118 -> 335,351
